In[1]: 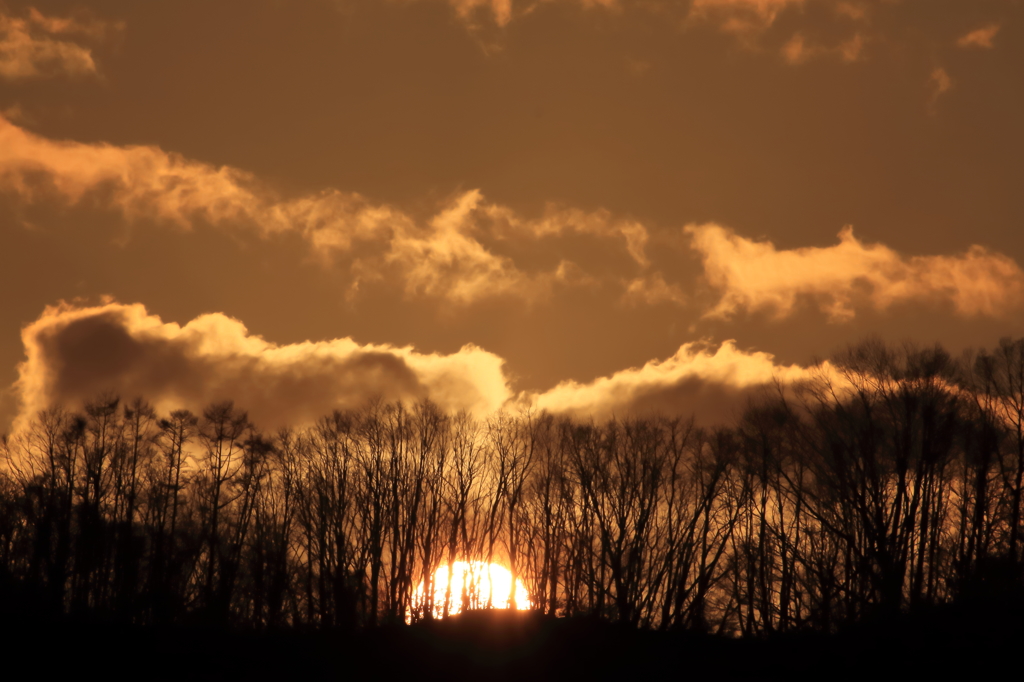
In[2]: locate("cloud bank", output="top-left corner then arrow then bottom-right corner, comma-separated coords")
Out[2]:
13,302 -> 511,432
9,301 -> 836,433
687,224 -> 1024,322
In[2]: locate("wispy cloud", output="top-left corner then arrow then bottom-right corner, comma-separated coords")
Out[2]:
0,115 -> 659,306
621,272 -> 687,307
782,31 -> 864,64
437,0 -> 618,28
690,0 -> 806,36
692,0 -> 803,16
686,224 -> 1024,321
360,189 -> 572,304
486,202 -> 649,267
0,7 -> 118,80
447,0 -> 514,27
928,66 -> 953,112
957,23 -> 1000,49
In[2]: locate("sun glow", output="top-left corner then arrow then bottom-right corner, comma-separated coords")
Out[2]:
410,561 -> 532,621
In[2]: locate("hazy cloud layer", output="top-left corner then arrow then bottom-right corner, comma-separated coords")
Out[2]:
531,339 -> 825,423
687,224 -> 1024,322
0,8 -> 116,80
0,115 -> 651,306
13,302 -> 511,432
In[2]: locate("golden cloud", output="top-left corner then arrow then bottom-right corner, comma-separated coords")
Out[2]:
688,0 -> 874,63
0,112 -> 395,243
529,339 -> 829,423
12,301 -> 512,434
485,202 -> 650,267
686,224 -> 1024,321
0,8 -> 117,80
366,189 -> 565,304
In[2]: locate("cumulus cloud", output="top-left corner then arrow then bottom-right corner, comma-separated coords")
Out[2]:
530,339 -> 828,423
957,23 -> 999,49
0,7 -> 117,80
12,301 -> 512,433
0,114 -> 656,306
686,224 -> 1024,322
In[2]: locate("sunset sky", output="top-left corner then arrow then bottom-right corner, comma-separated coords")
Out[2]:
1,0 -> 1022,432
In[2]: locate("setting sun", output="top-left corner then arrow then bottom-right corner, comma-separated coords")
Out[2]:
410,561 -> 532,621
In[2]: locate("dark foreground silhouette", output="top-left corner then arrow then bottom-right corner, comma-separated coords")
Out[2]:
3,604 -> 1020,681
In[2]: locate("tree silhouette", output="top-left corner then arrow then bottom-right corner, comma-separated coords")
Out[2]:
2,337 -> 1024,635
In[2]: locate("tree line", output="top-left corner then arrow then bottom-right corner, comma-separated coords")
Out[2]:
2,337 -> 1024,635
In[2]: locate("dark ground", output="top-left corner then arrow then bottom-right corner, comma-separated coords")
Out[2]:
1,604 -> 1021,681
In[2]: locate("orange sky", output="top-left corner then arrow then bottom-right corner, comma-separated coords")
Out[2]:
1,0 -> 1023,431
